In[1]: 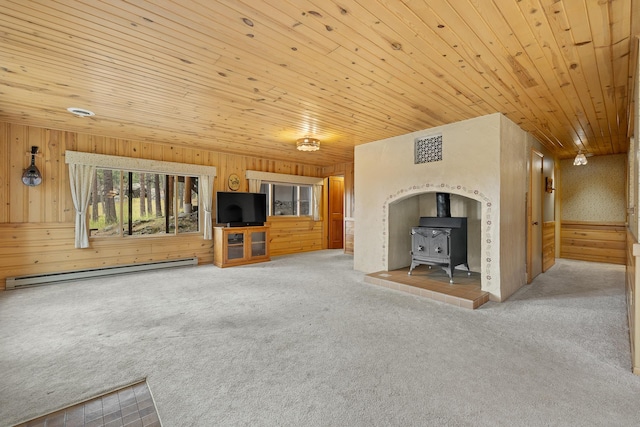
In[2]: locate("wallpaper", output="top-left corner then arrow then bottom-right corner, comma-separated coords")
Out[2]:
560,154 -> 626,222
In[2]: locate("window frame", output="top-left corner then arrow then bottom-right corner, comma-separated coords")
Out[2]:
89,168 -> 201,238
245,170 -> 323,222
261,182 -> 313,217
65,150 -> 216,244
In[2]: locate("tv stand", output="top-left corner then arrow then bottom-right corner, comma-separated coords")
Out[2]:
213,225 -> 270,268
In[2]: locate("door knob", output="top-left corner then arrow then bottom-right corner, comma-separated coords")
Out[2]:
532,221 -> 539,225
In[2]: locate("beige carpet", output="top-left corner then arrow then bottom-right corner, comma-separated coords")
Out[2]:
1,250 -> 639,426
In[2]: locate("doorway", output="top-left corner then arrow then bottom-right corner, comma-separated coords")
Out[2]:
328,176 -> 344,249
528,150 -> 544,283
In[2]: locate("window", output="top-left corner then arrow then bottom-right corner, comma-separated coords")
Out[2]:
245,170 -> 322,223
260,182 -> 312,216
66,150 -> 216,248
89,169 -> 199,237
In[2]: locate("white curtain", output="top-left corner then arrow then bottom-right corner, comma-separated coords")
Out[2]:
68,163 -> 96,248
248,178 -> 262,193
312,184 -> 322,221
200,175 -> 214,239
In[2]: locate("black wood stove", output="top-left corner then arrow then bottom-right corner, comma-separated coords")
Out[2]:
408,193 -> 469,283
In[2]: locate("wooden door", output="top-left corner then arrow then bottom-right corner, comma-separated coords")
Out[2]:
528,150 -> 544,282
328,176 -> 344,249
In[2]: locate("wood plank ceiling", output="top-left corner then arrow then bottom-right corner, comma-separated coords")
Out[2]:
1,0 -> 638,167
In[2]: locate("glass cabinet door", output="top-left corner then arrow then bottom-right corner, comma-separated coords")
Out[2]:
227,232 -> 244,260
250,231 -> 266,257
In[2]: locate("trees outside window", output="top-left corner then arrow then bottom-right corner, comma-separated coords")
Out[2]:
89,169 -> 199,237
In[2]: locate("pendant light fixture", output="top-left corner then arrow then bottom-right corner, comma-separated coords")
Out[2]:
573,151 -> 588,166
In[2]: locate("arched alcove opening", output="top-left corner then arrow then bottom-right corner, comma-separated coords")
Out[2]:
385,190 -> 488,290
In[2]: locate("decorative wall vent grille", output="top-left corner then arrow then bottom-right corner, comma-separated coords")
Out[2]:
415,134 -> 443,164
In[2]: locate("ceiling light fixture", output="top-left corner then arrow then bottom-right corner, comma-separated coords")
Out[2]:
67,107 -> 95,117
573,151 -> 588,166
296,137 -> 320,152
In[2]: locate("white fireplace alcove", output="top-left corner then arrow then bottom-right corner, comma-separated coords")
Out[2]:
387,190 -> 485,284
355,113 -> 536,302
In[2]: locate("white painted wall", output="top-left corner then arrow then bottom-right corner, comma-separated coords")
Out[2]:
499,115 -> 528,298
354,113 -> 533,301
387,196 -> 419,270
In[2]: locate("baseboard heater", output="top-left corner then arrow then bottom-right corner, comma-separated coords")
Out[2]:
5,257 -> 198,290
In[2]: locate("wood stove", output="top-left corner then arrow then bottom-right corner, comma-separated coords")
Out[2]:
408,193 -> 469,283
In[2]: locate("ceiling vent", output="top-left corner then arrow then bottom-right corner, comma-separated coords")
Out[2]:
66,107 -> 95,117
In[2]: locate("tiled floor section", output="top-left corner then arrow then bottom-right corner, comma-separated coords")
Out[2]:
15,380 -> 161,427
365,265 -> 489,309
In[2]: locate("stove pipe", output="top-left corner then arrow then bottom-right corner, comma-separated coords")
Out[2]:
436,192 -> 451,218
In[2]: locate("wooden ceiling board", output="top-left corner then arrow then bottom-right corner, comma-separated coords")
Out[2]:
421,0 -> 575,149
0,0 -> 638,166
124,1 -> 440,142
330,3 -> 528,137
0,0 -> 568,147
268,0 -> 490,125
563,0 -> 615,154
539,0 -> 606,156
587,0 -> 621,153
505,1 -> 589,147
608,0 -> 633,154
350,1 -> 501,115
354,0 -> 572,151
438,2 -> 584,151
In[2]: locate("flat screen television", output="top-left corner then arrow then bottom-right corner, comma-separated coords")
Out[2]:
216,191 -> 267,227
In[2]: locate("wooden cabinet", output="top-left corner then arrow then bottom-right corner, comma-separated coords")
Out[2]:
213,225 -> 270,267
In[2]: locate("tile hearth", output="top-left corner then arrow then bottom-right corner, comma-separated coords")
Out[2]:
365,266 -> 489,309
15,380 -> 160,427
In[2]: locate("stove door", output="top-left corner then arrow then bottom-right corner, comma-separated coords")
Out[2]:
412,227 -> 450,261
429,231 -> 449,260
411,231 -> 430,258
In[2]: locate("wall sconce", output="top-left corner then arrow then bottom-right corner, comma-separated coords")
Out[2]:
22,146 -> 42,187
545,177 -> 554,193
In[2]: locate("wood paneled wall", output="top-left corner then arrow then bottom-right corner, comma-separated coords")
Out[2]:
542,221 -> 555,272
268,217 -> 323,256
560,221 -> 626,265
0,223 -> 212,280
0,122 -> 330,290
627,230 -> 640,374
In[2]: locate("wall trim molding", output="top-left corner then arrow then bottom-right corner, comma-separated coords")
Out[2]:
246,170 -> 323,185
65,150 -> 217,177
